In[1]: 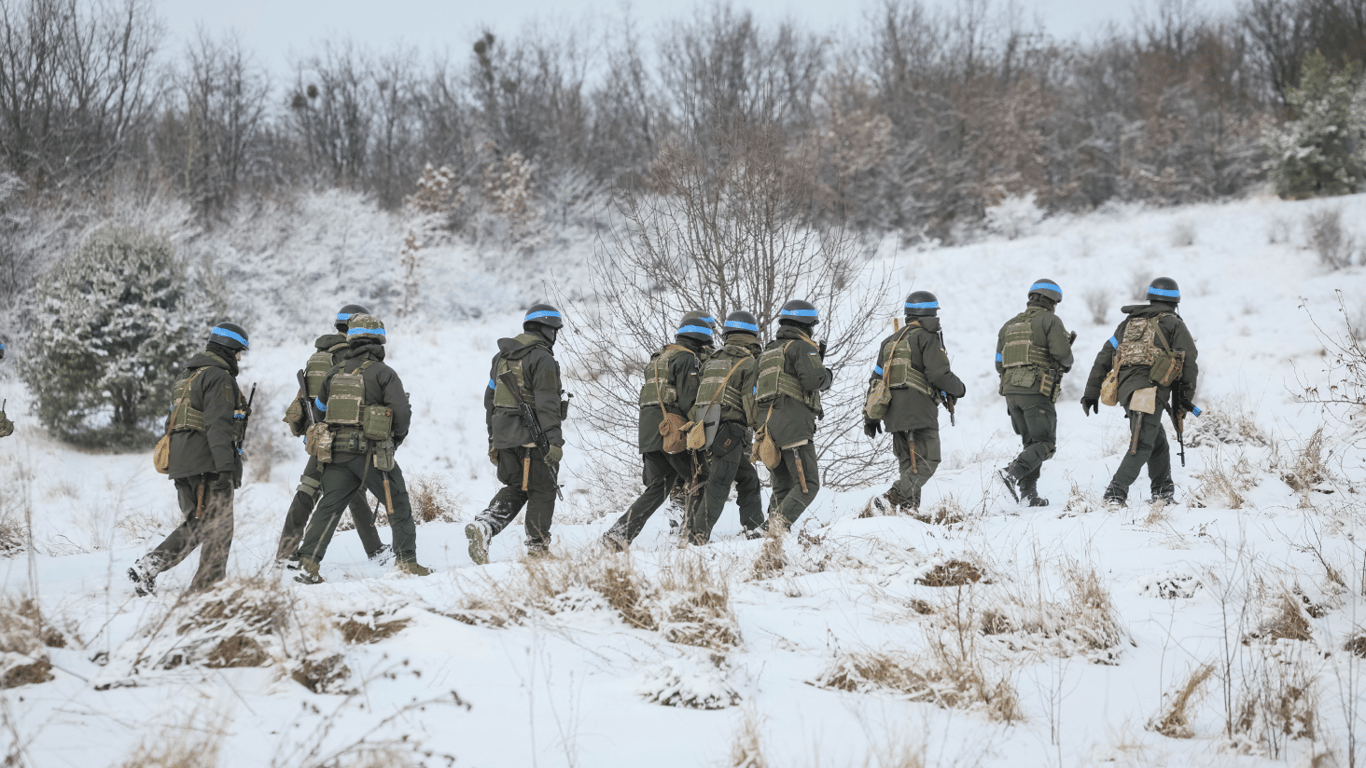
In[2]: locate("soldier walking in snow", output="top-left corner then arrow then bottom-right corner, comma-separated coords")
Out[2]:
685,310 -> 765,544
294,313 -> 430,582
276,304 -> 389,566
1081,277 -> 1199,506
0,338 -> 12,438
602,311 -> 713,551
754,300 -> 834,531
995,280 -> 1075,507
465,304 -> 568,564
862,292 -> 966,515
129,323 -> 252,595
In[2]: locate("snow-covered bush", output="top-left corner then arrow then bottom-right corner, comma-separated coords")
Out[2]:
1263,52 -> 1366,200
635,653 -> 741,709
984,192 -> 1045,240
20,227 -> 222,448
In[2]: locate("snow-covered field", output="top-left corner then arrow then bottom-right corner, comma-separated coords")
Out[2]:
2,192 -> 1365,767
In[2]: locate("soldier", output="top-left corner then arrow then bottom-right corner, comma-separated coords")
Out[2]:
862,292 -> 966,514
465,303 -> 567,564
295,313 -> 430,583
1081,277 -> 1199,506
755,299 -> 833,531
0,337 -> 12,439
128,322 -> 251,595
994,280 -> 1075,507
665,313 -> 716,538
276,304 -> 389,565
602,311 -> 713,551
685,310 -> 765,544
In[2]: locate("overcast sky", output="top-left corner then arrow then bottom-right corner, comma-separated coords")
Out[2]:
155,0 -> 1243,78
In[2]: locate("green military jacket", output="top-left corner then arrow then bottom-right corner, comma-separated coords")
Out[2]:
1084,302 -> 1199,411
313,343 -> 413,450
166,350 -> 245,482
867,317 -> 965,433
689,332 -> 761,427
637,337 -> 705,454
484,329 -> 564,450
994,302 -> 1075,397
760,326 -> 833,448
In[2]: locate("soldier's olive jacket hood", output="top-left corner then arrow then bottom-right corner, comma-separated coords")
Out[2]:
485,327 -> 564,450
314,333 -> 348,354
166,349 -> 244,482
760,326 -> 834,449
867,317 -> 966,433
313,342 -> 413,449
1083,302 -> 1199,410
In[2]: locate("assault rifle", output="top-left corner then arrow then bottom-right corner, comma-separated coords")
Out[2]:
1166,391 -> 1203,467
235,384 -> 256,454
935,390 -> 957,427
296,370 -> 316,428
497,370 -> 564,500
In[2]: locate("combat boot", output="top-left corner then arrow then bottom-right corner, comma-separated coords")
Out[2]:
525,540 -> 552,559
368,544 -> 394,566
1020,485 -> 1049,508
294,556 -> 324,585
465,520 -> 492,565
127,555 -> 162,597
601,530 -> 629,553
397,560 -> 433,576
863,488 -> 905,517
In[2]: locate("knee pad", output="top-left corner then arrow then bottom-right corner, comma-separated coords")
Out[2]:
296,474 -> 323,500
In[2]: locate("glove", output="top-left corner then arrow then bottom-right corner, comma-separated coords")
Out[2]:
1081,396 -> 1098,416
488,444 -> 498,465
547,444 -> 563,464
208,472 -> 234,494
863,419 -> 882,438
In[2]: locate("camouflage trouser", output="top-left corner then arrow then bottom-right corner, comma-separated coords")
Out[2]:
889,429 -> 940,509
1105,409 -> 1174,502
607,451 -> 704,544
686,438 -> 764,545
148,475 -> 235,592
767,441 -> 820,527
299,452 -> 417,564
476,447 -> 558,548
277,454 -> 384,561
1005,393 -> 1056,492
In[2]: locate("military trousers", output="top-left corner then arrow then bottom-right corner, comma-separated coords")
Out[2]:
277,453 -> 384,561
686,441 -> 764,545
889,429 -> 940,509
1005,393 -> 1056,492
148,475 -> 235,592
477,447 -> 558,548
607,450 -> 704,544
767,441 -> 820,527
299,452 -> 417,564
1106,409 -> 1174,502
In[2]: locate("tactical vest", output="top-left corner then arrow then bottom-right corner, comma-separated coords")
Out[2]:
1115,314 -> 1171,369
696,346 -> 750,419
325,360 -> 373,428
493,334 -> 546,409
754,338 -> 823,417
304,342 -> 346,399
880,324 -> 934,396
639,345 -> 696,408
998,307 -> 1053,390
167,368 -> 210,433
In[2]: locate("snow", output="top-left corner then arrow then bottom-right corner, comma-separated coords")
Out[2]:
3,190 -> 1366,766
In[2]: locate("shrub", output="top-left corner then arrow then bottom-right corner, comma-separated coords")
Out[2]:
20,227 -> 221,448
1305,208 -> 1355,269
1263,52 -> 1366,200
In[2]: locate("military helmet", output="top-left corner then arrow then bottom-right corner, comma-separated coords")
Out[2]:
208,322 -> 250,352
1147,276 -> 1180,304
347,313 -> 386,344
778,299 -> 819,326
723,310 -> 759,336
336,303 -> 370,331
904,290 -> 939,317
523,302 -> 564,330
676,310 -> 716,343
1028,279 -> 1062,304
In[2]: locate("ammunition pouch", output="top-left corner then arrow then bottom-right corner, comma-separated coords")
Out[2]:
331,428 -> 367,456
1149,350 -> 1184,388
361,403 -> 393,441
305,423 -> 334,464
373,438 -> 397,472
864,379 -> 892,420
283,396 -> 307,437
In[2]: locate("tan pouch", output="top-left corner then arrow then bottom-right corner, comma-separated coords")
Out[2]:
1130,386 -> 1158,415
153,434 -> 171,474
659,412 -> 689,454
1149,350 -> 1184,388
684,420 -> 706,451
755,427 -> 780,470
864,379 -> 891,420
305,422 -> 334,464
362,403 -> 394,441
283,396 -> 306,438
1100,366 -> 1120,407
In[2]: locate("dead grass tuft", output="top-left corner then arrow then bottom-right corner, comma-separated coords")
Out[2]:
812,647 -> 1021,723
408,474 -> 461,524
910,496 -> 967,525
656,556 -> 742,650
1148,663 -> 1214,738
1084,287 -> 1110,325
1229,648 -> 1318,756
729,707 -> 768,768
1186,397 -> 1269,448
1191,451 -> 1256,509
290,653 -> 352,695
1343,633 -> 1366,658
750,517 -> 788,580
1278,427 -> 1329,495
115,707 -> 225,768
1246,590 -> 1313,644
336,613 -> 412,644
0,595 -> 61,688
636,652 -> 741,709
916,560 -> 984,587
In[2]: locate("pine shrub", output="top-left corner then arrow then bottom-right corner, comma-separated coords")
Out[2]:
1263,52 -> 1366,199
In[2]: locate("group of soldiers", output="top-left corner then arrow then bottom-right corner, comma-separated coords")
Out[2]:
106,275 -> 1197,595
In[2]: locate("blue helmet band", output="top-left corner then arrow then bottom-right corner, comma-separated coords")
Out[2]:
348,327 -> 387,336
525,309 -> 562,322
781,308 -> 819,318
678,324 -> 714,336
336,313 -> 351,322
904,301 -> 939,310
211,327 -> 249,349
725,320 -> 759,332
1148,287 -> 1180,298
1030,282 -> 1062,296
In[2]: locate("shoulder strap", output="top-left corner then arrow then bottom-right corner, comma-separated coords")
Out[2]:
654,344 -> 695,420
703,354 -> 750,411
166,368 -> 209,438
1151,313 -> 1173,352
880,324 -> 917,382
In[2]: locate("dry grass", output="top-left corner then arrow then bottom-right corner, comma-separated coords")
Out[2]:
1185,397 -> 1269,448
1229,648 -> 1319,757
1306,207 -> 1354,270
1343,632 -> 1366,658
636,652 -> 741,709
750,517 -> 788,580
1148,663 -> 1214,738
729,707 -> 769,768
910,496 -> 967,526
916,559 -> 984,587
243,384 -> 290,485
1246,590 -> 1313,644
656,555 -> 742,650
1277,427 -> 1329,496
290,653 -> 352,695
0,595 -> 57,689
812,646 -> 1022,723
1169,219 -> 1196,247
972,561 -> 1128,663
1084,287 -> 1111,325
408,473 -> 461,524
115,707 -> 226,768
336,612 -> 412,644
1191,450 -> 1256,509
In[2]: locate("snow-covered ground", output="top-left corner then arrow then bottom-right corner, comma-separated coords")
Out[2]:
2,192 -> 1365,767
